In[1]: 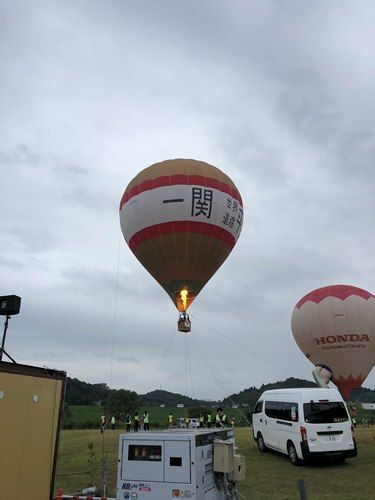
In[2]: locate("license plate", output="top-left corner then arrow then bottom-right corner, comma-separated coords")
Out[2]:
326,435 -> 336,442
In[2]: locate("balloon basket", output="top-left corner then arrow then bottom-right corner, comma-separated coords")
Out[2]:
178,312 -> 191,333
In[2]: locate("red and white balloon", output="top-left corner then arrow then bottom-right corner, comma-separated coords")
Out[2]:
291,285 -> 375,399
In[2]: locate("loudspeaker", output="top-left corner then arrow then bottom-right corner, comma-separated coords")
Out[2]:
0,295 -> 21,316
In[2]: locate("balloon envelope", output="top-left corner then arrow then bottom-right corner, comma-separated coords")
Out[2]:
119,158 -> 244,311
291,285 -> 375,399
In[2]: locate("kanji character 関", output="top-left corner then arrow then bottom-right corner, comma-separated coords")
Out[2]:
191,188 -> 213,218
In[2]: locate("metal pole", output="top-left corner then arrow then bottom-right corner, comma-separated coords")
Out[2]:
101,452 -> 108,497
298,478 -> 308,500
0,315 -> 10,362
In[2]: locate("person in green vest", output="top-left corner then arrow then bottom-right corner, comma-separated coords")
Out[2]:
215,407 -> 228,428
206,413 -> 212,428
110,416 -> 116,430
134,412 -> 140,432
100,414 -> 107,433
184,414 -> 190,428
143,410 -> 150,431
230,416 -> 235,428
168,412 -> 174,429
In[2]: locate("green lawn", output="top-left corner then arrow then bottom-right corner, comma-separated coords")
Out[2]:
55,426 -> 375,499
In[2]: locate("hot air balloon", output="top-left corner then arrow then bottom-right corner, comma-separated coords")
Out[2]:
291,285 -> 375,400
119,158 -> 244,331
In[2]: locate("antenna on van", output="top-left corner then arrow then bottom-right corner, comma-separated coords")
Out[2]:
312,365 -> 333,389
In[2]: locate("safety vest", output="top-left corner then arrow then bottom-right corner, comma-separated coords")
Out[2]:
168,414 -> 173,423
207,414 -> 212,423
230,418 -> 235,427
126,415 -> 132,424
101,416 -> 106,424
143,414 -> 149,424
111,417 -> 115,424
216,413 -> 227,425
199,416 -> 204,423
184,416 -> 190,424
134,415 -> 140,422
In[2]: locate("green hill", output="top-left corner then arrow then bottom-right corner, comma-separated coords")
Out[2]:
64,376 -> 375,408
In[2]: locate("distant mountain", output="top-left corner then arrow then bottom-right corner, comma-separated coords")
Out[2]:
65,377 -> 110,405
140,390 -> 217,407
222,377 -> 317,408
351,386 -> 375,403
222,377 -> 375,407
64,376 -> 375,407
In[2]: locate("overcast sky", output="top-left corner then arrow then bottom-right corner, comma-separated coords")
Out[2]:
1,0 -> 375,400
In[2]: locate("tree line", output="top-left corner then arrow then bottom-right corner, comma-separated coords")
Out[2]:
65,376 -> 375,408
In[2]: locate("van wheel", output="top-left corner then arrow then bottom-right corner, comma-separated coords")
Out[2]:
287,442 -> 301,465
257,433 -> 267,452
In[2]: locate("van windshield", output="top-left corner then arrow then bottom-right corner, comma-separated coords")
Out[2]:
303,402 -> 349,424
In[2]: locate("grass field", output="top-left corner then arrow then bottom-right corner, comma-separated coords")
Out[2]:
55,426 -> 375,499
67,405 -> 251,427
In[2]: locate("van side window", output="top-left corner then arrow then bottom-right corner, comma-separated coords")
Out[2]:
253,401 -> 263,413
265,401 -> 298,422
265,401 -> 279,419
280,402 -> 299,422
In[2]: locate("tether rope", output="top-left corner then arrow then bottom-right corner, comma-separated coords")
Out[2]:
190,332 -> 252,426
146,324 -> 177,393
186,335 -> 194,399
184,334 -> 188,411
100,230 -> 122,496
105,231 -> 122,415
191,313 -> 303,378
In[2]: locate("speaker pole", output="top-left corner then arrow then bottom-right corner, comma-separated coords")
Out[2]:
0,315 -> 17,363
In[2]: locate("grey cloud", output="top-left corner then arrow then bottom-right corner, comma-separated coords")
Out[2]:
61,185 -> 116,211
114,355 -> 139,364
335,130 -> 375,180
9,226 -> 62,253
0,144 -> 88,177
54,163 -> 88,176
0,144 -> 41,167
217,125 -> 288,186
59,265 -> 157,302
1,0 -> 375,395
276,83 -> 339,146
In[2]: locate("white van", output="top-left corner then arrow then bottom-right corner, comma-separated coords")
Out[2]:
178,417 -> 200,429
252,388 -> 357,465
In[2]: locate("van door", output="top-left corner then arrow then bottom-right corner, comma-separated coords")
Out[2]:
264,401 -> 281,450
274,402 -> 300,455
252,400 -> 264,439
302,401 -> 354,453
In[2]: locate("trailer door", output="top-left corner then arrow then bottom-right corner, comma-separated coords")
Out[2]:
164,440 -> 191,483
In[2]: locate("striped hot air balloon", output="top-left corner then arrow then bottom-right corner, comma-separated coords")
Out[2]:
291,285 -> 375,400
119,158 -> 244,315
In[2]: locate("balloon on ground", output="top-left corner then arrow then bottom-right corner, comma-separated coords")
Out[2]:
291,284 -> 375,399
119,158 -> 244,328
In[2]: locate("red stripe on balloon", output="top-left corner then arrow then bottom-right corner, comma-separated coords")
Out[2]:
128,221 -> 236,252
333,373 -> 366,400
119,175 -> 243,210
295,285 -> 374,310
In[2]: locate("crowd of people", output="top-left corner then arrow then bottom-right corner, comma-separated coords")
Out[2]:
99,410 -> 150,433
99,407 -> 237,433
